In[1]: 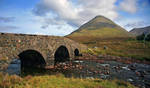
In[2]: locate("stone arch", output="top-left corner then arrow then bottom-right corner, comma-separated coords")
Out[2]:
18,49 -> 46,69
74,48 -> 79,56
54,45 -> 70,64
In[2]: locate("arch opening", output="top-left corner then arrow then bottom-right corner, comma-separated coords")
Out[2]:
74,48 -> 79,56
54,45 -> 70,64
18,50 -> 46,69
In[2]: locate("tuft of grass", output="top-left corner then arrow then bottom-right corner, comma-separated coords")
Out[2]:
0,72 -> 136,88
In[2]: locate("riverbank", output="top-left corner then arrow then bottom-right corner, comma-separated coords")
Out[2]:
0,72 -> 136,88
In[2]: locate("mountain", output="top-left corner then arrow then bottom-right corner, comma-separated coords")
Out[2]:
130,26 -> 150,36
66,15 -> 130,42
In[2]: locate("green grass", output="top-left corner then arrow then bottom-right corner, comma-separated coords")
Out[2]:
0,72 -> 136,88
68,27 -> 129,38
79,38 -> 150,61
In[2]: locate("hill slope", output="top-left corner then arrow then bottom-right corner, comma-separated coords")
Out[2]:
67,15 -> 130,42
130,26 -> 150,36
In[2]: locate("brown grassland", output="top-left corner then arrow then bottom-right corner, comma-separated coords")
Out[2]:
67,36 -> 150,61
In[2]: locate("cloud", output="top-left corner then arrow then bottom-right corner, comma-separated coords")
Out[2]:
41,18 -> 65,29
0,17 -> 15,23
0,25 -> 18,30
33,0 -> 118,27
124,21 -> 148,28
119,0 -> 137,13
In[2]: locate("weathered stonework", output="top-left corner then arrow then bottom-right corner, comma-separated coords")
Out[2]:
0,33 -> 87,66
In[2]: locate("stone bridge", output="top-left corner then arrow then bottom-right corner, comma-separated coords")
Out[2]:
0,33 -> 87,69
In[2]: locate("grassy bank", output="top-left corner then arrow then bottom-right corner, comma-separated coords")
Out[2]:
79,38 -> 150,61
0,73 -> 136,88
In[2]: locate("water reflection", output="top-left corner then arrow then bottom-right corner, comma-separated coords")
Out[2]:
6,59 -> 21,75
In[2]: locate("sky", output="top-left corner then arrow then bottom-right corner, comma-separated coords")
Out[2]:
0,0 -> 150,36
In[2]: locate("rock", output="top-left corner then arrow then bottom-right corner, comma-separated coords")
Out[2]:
129,64 -> 136,71
99,64 -> 110,67
137,70 -> 147,77
122,66 -> 130,70
74,60 -> 83,63
141,86 -> 146,88
104,71 -> 110,75
94,46 -> 98,49
145,82 -> 150,88
104,46 -> 107,50
86,77 -> 94,79
59,62 -> 66,65
135,71 -> 141,76
100,74 -> 109,79
127,78 -> 133,82
10,59 -> 21,64
94,70 -> 98,74
144,75 -> 150,81
98,55 -> 103,58
79,66 -> 83,70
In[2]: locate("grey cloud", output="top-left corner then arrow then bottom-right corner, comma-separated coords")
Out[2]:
119,0 -> 137,13
0,17 -> 15,23
0,25 -> 19,30
124,21 -> 148,28
41,18 -> 65,29
32,3 -> 50,16
41,25 -> 48,29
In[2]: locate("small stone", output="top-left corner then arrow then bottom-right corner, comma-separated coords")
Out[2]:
129,65 -> 136,70
99,64 -> 110,67
104,46 -> 107,50
100,74 -> 109,79
122,66 -> 130,70
86,77 -> 94,79
127,78 -> 133,82
136,71 -> 141,76
98,55 -> 103,58
18,40 -> 21,43
94,46 -> 98,49
138,71 -> 146,77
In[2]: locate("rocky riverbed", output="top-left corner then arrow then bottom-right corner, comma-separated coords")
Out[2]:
49,59 -> 150,88
73,60 -> 150,88
1,54 -> 150,88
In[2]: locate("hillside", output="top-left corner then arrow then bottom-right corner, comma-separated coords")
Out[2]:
67,15 -> 130,43
130,26 -> 150,36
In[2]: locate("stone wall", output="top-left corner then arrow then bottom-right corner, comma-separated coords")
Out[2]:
0,33 -> 87,66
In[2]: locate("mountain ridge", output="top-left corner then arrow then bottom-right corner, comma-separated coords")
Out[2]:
130,26 -> 150,36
